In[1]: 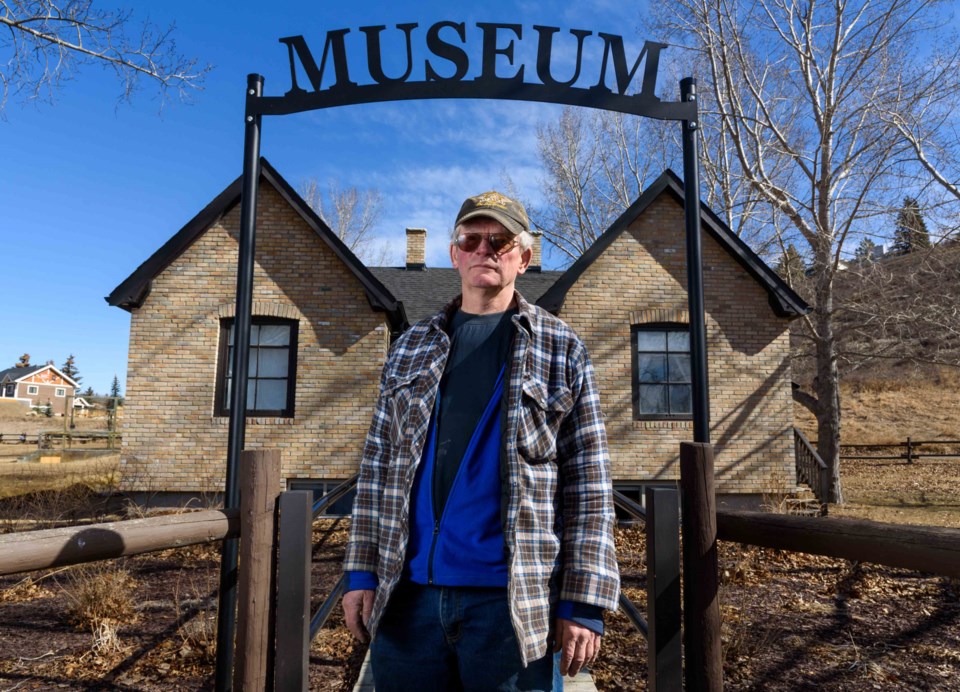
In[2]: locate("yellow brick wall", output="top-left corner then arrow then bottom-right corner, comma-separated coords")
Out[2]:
120,183 -> 389,492
557,195 -> 796,495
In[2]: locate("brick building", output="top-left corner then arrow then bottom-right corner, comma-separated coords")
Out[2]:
108,160 -> 809,507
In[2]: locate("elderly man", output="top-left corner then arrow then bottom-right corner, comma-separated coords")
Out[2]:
342,191 -> 619,691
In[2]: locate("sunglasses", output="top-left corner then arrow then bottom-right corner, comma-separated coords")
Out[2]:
455,232 -> 518,254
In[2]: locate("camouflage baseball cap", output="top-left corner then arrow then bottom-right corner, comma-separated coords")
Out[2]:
455,191 -> 531,236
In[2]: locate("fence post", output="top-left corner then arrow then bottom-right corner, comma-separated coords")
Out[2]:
646,487 -> 682,691
906,437 -> 913,465
680,442 -> 723,691
274,490 -> 313,692
233,449 -> 282,692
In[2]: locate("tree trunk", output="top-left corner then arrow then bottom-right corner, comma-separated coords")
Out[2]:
813,263 -> 844,504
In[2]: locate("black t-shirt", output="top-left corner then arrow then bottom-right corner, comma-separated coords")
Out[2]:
432,308 -> 517,517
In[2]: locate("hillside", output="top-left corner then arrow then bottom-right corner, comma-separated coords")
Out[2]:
790,242 -> 960,443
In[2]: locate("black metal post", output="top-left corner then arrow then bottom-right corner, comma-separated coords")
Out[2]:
646,487 -> 682,691
215,73 -> 264,692
275,491 -> 313,692
681,77 -> 710,444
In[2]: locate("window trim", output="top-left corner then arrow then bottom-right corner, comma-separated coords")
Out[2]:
26,385 -> 39,396
215,316 -> 298,418
55,388 -> 66,397
631,322 -> 693,421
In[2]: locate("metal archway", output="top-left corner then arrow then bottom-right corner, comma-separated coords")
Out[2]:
217,22 -> 708,690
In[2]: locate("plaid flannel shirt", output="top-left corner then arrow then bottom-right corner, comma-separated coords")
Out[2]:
344,292 -> 620,663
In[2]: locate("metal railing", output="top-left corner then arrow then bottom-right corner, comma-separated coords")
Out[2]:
276,479 -> 683,689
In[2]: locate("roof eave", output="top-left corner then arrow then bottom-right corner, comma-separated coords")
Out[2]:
537,169 -> 811,320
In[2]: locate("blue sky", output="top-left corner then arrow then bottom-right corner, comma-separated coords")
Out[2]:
0,0 -> 681,394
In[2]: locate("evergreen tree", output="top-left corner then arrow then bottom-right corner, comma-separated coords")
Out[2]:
854,237 -> 879,264
775,243 -> 806,284
107,375 -> 124,415
892,197 -> 932,255
82,386 -> 95,398
15,354 -> 30,368
61,354 -> 82,385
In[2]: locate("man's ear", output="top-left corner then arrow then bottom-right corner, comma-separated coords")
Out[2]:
517,247 -> 532,274
450,243 -> 459,268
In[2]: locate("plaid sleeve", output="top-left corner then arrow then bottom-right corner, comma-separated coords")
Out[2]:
556,342 -> 620,611
343,359 -> 393,574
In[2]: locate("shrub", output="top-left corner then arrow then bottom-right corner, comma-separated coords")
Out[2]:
62,562 -> 138,632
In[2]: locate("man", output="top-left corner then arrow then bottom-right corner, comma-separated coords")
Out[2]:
342,191 -> 619,690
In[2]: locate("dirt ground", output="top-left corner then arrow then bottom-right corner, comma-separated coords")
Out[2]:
1,388 -> 958,689
0,518 -> 956,691
0,519 -> 359,691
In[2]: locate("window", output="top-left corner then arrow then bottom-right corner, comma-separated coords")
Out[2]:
216,318 -> 298,417
55,388 -> 66,397
632,325 -> 692,419
26,385 -> 39,395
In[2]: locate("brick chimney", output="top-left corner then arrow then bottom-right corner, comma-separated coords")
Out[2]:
406,228 -> 426,270
528,233 -> 542,272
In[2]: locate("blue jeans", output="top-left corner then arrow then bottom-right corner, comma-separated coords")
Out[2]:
370,582 -> 562,691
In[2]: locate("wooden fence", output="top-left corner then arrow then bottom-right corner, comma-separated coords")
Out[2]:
837,437 -> 960,464
682,441 -> 960,690
0,449 -> 271,692
3,446 -> 959,691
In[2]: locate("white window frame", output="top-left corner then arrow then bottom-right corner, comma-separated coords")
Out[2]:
26,385 -> 39,395
55,388 -> 66,397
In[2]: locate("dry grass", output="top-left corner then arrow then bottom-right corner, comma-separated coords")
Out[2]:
60,561 -> 140,654
0,456 -> 120,502
790,366 -> 960,527
62,563 -> 138,628
794,367 -> 960,444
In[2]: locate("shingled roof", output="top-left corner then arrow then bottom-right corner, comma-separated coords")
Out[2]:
108,163 -> 807,338
0,365 -> 79,388
369,267 -> 563,324
0,365 -> 43,383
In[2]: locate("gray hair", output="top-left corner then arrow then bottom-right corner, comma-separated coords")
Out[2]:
452,221 -> 534,252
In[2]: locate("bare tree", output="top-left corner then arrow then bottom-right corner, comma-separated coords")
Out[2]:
839,244 -> 960,374
534,107 -> 673,262
0,0 -> 209,112
535,85 -> 779,265
298,179 -> 395,266
651,0 -> 960,502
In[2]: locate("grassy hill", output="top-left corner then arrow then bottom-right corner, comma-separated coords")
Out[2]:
790,241 -> 960,444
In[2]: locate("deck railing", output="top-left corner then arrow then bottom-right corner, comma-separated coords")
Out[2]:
794,426 -> 831,507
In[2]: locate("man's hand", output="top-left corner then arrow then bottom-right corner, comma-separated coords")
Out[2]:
342,589 -> 375,642
554,618 -> 601,677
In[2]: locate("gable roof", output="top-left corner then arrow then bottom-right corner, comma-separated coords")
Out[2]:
0,365 -> 42,383
105,158 -> 405,331
536,170 -> 810,319
0,364 -> 79,388
370,267 -> 563,325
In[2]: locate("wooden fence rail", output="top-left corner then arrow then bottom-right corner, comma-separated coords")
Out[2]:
716,510 -> 960,578
814,437 -> 960,463
0,508 -> 239,577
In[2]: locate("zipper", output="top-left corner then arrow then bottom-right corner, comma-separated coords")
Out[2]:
427,519 -> 440,584
426,365 -> 506,586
